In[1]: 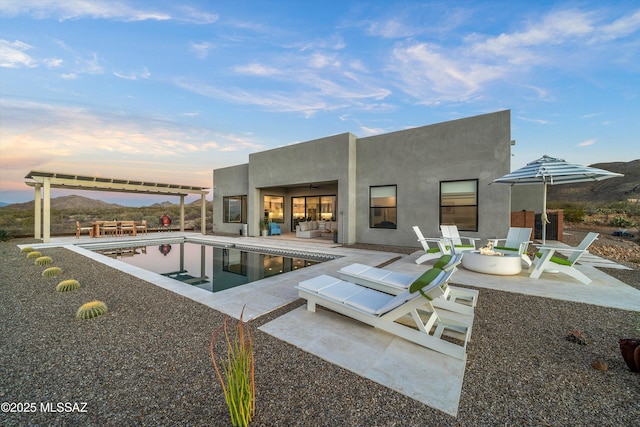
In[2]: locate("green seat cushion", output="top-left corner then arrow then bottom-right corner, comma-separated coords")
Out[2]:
454,244 -> 474,248
427,246 -> 451,253
409,268 -> 443,300
495,246 -> 518,252
535,252 -> 573,266
433,255 -> 452,270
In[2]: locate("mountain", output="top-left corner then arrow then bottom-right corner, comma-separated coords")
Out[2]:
547,160 -> 640,203
0,195 -> 124,211
0,202 -> 9,207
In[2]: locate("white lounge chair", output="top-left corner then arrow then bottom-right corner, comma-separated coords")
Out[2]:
296,268 -> 473,360
529,232 -> 599,284
412,226 -> 451,264
440,225 -> 479,254
338,255 -> 478,315
489,227 -> 533,267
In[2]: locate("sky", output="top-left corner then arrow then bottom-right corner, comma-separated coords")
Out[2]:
1,1 -> 639,206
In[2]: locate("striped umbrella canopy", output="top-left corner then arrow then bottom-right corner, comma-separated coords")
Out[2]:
493,155 -> 623,243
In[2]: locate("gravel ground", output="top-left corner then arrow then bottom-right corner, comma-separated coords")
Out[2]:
1,233 -> 639,426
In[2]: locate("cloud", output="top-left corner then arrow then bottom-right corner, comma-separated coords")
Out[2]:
0,39 -> 37,68
0,0 -> 171,22
190,41 -> 213,59
234,63 -> 280,76
517,116 -> 554,125
113,67 -> 150,80
578,139 -> 596,147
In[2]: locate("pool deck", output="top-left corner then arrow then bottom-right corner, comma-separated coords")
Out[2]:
20,232 -> 640,417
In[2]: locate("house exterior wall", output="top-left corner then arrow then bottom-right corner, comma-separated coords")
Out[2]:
212,164 -> 249,235
212,110 -> 513,247
355,110 -> 512,246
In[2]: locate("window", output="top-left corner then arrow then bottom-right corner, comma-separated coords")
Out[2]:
264,195 -> 284,223
440,180 -> 478,231
370,185 -> 397,229
223,196 -> 247,223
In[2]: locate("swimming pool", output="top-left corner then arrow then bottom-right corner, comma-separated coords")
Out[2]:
86,239 -> 335,293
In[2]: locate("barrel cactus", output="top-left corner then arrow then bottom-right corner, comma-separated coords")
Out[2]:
56,279 -> 80,292
35,256 -> 53,266
42,267 -> 63,278
76,301 -> 108,319
27,251 -> 42,259
21,246 -> 34,253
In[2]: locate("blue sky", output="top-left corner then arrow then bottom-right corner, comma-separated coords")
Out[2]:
1,1 -> 639,205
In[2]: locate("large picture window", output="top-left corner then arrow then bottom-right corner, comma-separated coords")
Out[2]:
370,185 -> 397,229
223,196 -> 247,223
264,195 -> 284,223
440,180 -> 478,231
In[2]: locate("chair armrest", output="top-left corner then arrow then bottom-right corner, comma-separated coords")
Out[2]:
537,246 -> 586,253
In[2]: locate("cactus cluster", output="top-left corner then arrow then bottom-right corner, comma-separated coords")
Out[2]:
76,300 -> 108,319
26,251 -> 42,259
56,279 -> 80,292
35,256 -> 53,266
21,246 -> 34,253
42,267 -> 63,278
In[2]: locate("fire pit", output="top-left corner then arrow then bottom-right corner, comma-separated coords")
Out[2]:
461,242 -> 522,275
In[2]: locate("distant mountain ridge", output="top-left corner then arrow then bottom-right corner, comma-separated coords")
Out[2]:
0,195 -> 204,211
547,159 -> 640,203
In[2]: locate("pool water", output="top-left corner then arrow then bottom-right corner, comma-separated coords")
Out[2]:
93,241 -> 323,293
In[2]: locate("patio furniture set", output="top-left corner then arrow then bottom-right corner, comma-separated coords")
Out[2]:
413,225 -> 598,284
296,224 -> 600,361
75,220 -> 149,238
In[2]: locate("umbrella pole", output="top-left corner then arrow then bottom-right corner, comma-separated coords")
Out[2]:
542,182 -> 547,245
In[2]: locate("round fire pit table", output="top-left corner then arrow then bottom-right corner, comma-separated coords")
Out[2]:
461,251 -> 522,276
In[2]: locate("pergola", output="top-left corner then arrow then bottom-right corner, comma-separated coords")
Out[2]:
25,171 -> 209,243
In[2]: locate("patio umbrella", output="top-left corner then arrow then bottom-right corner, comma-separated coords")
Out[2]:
492,155 -> 623,244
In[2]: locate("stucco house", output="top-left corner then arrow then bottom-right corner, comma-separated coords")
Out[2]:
212,110 -> 514,247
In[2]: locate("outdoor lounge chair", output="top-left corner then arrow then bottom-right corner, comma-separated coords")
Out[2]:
440,225 -> 479,254
338,255 -> 478,315
489,227 -> 533,267
528,232 -> 599,284
269,222 -> 281,235
296,268 -> 473,360
412,226 -> 451,264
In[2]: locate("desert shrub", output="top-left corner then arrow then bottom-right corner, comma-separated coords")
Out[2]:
563,206 -> 585,223
76,301 -> 108,319
0,229 -> 10,241
609,216 -> 634,227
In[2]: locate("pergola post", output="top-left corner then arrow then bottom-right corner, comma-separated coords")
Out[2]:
179,195 -> 185,232
43,178 -> 51,243
201,194 -> 206,234
34,184 -> 41,240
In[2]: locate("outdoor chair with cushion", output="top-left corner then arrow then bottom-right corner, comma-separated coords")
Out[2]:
440,225 -> 479,254
119,220 -> 136,236
75,221 -> 93,239
296,268 -> 473,360
136,220 -> 148,235
338,254 -> 477,315
412,226 -> 451,264
529,232 -> 599,284
489,227 -> 533,267
269,222 -> 281,235
101,220 -> 119,237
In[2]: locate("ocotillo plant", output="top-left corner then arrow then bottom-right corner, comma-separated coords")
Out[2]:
210,307 -> 255,427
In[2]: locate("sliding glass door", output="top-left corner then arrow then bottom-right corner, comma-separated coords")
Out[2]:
291,195 -> 336,231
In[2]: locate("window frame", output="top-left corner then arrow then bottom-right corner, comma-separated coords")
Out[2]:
369,184 -> 397,229
223,195 -> 247,224
439,179 -> 478,232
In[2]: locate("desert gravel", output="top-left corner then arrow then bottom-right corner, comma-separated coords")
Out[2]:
1,235 -> 639,426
